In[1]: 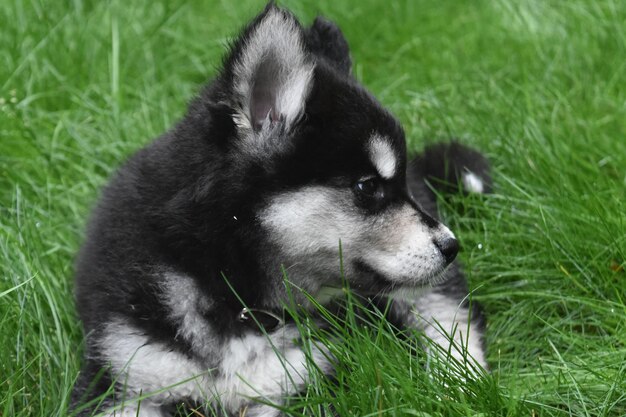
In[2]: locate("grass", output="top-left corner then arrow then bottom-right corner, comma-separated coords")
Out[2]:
1,0 -> 625,415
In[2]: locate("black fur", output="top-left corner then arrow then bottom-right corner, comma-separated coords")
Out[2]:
306,16 -> 352,75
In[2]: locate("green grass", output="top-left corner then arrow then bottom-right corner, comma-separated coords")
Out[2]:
1,0 -> 625,415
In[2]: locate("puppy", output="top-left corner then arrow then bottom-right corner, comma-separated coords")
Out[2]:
71,4 -> 490,416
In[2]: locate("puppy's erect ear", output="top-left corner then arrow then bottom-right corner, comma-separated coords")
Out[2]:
222,4 -> 314,134
305,17 -> 352,76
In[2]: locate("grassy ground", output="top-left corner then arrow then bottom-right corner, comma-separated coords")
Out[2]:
1,0 -> 625,415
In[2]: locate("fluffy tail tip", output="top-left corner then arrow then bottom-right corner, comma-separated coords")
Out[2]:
411,141 -> 492,195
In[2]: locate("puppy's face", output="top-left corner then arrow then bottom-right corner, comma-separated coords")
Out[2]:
214,5 -> 457,297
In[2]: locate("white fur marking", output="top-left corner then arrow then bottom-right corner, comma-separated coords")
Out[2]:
363,207 -> 447,284
99,320 -> 210,409
215,327 -> 332,413
99,319 -> 331,415
259,186 -> 450,287
368,135 -> 397,179
462,172 -> 484,194
406,291 -> 486,370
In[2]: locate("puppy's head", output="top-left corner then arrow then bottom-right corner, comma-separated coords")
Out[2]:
196,5 -> 458,299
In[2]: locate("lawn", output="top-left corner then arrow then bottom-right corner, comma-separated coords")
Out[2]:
1,0 -> 625,416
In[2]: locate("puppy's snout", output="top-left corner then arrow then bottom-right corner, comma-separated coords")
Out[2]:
434,236 -> 459,265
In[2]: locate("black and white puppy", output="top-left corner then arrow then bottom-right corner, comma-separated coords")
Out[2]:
71,4 -> 490,416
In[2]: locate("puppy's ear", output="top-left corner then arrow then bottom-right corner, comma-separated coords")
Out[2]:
306,17 -> 352,76
221,4 -> 314,134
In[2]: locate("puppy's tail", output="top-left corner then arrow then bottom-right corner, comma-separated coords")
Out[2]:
408,141 -> 492,198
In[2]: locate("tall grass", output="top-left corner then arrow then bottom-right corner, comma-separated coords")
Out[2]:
1,0 -> 625,415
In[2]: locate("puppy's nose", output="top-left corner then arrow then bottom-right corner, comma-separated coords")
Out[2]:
434,237 -> 459,265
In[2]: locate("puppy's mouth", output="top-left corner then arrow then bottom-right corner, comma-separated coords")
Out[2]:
352,259 -> 450,295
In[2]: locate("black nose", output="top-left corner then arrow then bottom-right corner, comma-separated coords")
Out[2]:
434,237 -> 459,265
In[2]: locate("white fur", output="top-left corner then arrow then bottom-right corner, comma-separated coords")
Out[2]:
405,291 -> 486,369
98,317 -> 330,415
233,8 -> 314,132
462,172 -> 484,194
259,186 -> 454,287
259,186 -> 356,257
98,321 -> 210,403
215,329 -> 331,412
368,134 -> 397,179
363,209 -> 455,284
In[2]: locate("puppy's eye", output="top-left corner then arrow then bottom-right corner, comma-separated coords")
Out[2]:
355,178 -> 383,198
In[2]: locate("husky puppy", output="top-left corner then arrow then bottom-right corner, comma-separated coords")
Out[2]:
71,4 -> 490,416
